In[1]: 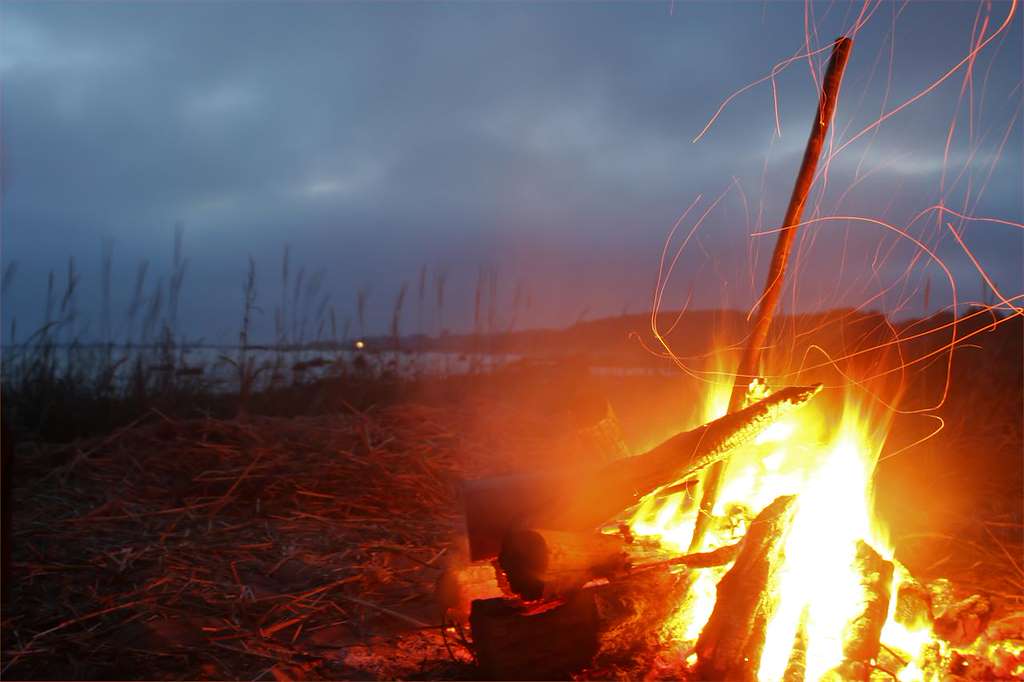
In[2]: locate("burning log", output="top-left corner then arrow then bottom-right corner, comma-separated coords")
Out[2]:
497,529 -> 628,600
464,384 -> 821,559
469,566 -> 685,680
832,540 -> 894,681
694,495 -> 798,682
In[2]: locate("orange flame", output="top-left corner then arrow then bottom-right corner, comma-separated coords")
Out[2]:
626,362 -> 956,679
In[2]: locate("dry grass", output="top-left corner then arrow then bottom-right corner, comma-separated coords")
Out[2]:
2,401 -> 549,680
2,368 -> 1021,680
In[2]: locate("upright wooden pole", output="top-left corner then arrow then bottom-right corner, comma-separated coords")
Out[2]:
688,36 -> 853,552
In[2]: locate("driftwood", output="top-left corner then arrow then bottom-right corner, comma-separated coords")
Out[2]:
832,540 -> 894,681
690,35 -> 854,553
464,384 -> 821,559
497,529 -> 627,600
694,495 -> 798,682
470,566 -> 685,680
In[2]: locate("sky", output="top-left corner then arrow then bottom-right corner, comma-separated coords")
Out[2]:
1,1 -> 1021,344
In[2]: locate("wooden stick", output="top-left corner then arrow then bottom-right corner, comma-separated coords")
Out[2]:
463,384 -> 820,560
689,36 -> 853,553
536,384 -> 820,532
497,529 -> 627,601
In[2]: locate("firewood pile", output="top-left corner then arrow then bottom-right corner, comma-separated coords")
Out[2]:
445,384 -> 1024,681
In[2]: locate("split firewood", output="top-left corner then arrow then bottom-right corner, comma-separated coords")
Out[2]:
831,540 -> 894,681
497,529 -> 628,600
469,566 -> 685,680
463,384 -> 821,559
694,495 -> 798,682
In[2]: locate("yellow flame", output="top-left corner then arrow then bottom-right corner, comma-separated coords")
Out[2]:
627,359 -> 946,680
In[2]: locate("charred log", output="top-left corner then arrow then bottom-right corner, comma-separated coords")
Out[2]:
832,540 -> 894,681
497,529 -> 628,601
470,591 -> 599,680
541,385 -> 820,531
470,566 -> 685,680
464,384 -> 821,559
694,495 -> 798,682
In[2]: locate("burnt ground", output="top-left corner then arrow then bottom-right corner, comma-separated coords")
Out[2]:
2,365 -> 1022,680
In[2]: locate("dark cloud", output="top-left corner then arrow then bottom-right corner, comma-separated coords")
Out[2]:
1,1 -> 1020,342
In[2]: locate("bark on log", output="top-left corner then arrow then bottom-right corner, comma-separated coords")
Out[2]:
497,529 -> 628,600
464,384 -> 820,560
470,566 -> 685,680
694,495 -> 798,682
832,540 -> 894,681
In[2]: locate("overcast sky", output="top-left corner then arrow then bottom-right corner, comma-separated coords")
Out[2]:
1,1 -> 1021,343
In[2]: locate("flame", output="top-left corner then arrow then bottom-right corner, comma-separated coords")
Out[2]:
627,367 -> 951,680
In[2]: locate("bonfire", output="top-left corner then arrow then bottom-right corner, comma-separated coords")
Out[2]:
448,37 -> 1024,682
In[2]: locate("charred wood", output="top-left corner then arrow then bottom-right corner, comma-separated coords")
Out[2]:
470,591 -> 599,680
463,384 -> 821,559
832,540 -> 894,681
469,566 -> 685,680
497,529 -> 628,601
694,495 -> 798,682
541,385 -> 820,531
